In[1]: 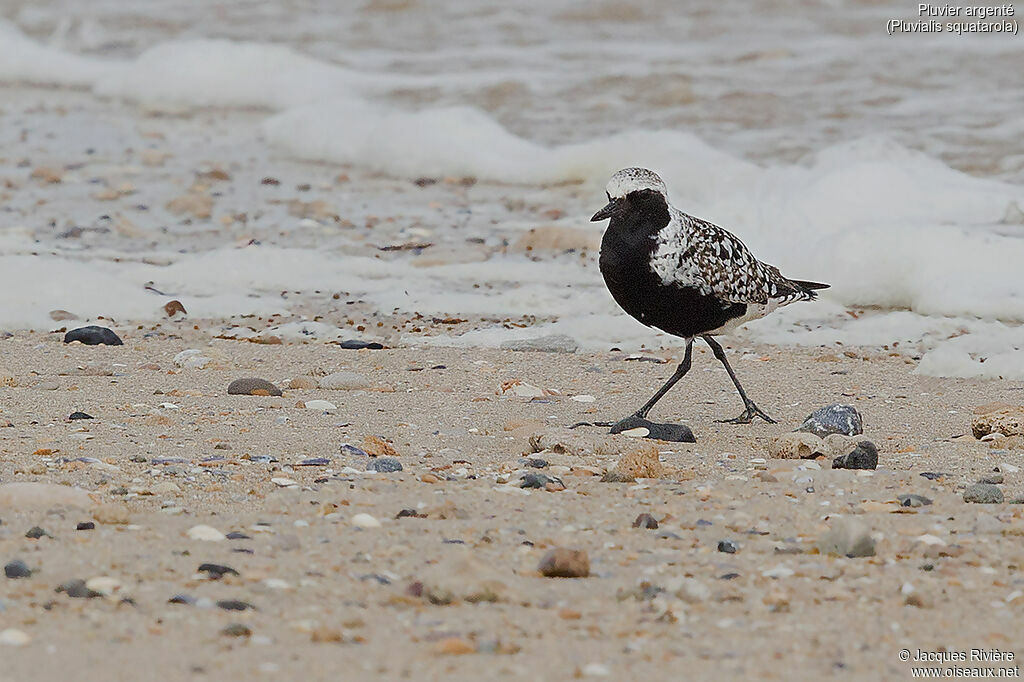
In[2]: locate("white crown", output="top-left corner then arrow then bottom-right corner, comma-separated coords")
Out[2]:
605,167 -> 668,200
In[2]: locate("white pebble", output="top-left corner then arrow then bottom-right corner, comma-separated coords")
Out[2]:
85,576 -> 122,596
304,399 -> 337,412
351,513 -> 381,528
271,477 -> 297,487
264,578 -> 292,590
0,628 -> 31,646
571,395 -> 596,403
187,524 -> 227,542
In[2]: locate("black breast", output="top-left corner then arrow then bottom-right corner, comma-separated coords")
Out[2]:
598,191 -> 746,339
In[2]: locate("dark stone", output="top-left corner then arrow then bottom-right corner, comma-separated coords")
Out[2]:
216,599 -> 254,611
524,458 -> 548,468
168,594 -> 197,605
632,513 -> 659,529
396,508 -> 423,519
340,444 -> 369,457
221,623 -> 252,637
832,441 -> 878,470
68,411 -> 94,420
197,563 -> 239,579
797,404 -> 863,438
717,539 -> 739,554
297,457 -> 331,467
76,522 -> 95,531
339,340 -> 384,350
4,559 -> 31,579
225,532 -> 251,540
226,377 -> 282,396
609,415 -> 695,442
719,572 -> 741,580
521,472 -> 561,489
64,326 -> 123,346
920,472 -> 949,481
656,530 -> 683,540
25,526 -> 49,539
897,494 -> 933,508
57,579 -> 101,598
366,457 -> 403,473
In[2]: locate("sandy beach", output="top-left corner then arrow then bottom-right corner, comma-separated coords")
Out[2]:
1,330 -> 1022,681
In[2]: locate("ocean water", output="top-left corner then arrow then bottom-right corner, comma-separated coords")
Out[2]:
0,0 -> 1021,378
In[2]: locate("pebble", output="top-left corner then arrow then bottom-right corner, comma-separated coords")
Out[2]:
768,432 -> 826,459
897,494 -> 933,507
351,513 -> 381,528
538,548 -> 590,578
198,563 -> 239,579
571,394 -> 596,403
297,457 -> 331,467
0,482 -> 94,510
288,376 -> 318,390
227,377 -> 283,397
85,576 -> 122,596
0,629 -> 31,647
216,599 -> 254,611
173,349 -> 210,369
221,623 -> 252,637
76,522 -> 95,531
971,405 -> 1024,439
187,525 -> 227,542
338,339 -> 384,350
817,517 -> 876,558
272,477 -> 297,487
68,411 -> 94,420
832,441 -> 878,470
797,404 -> 863,438
609,416 -> 695,442
304,399 -> 337,412
319,371 -> 371,390
499,334 -> 579,353
57,579 -> 102,598
341,444 -> 369,457
366,457 -> 403,473
979,473 -> 1004,485
963,483 -> 1004,504
632,513 -> 659,529
520,472 -> 561,489
524,458 -> 548,468
4,559 -> 31,579
717,539 -> 739,554
361,436 -> 399,457
25,526 -> 50,539
64,326 -> 123,346
434,637 -> 476,655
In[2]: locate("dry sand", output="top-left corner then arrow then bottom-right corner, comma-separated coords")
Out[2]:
1,329 -> 1023,681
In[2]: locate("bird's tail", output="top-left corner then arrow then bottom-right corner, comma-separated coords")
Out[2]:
788,279 -> 830,300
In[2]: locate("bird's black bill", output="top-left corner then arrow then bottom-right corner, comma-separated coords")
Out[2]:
591,201 -> 617,222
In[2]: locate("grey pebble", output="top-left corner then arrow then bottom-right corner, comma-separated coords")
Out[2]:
57,579 -> 101,598
25,526 -> 50,539
717,539 -> 739,554
297,457 -> 331,467
632,513 -> 659,529
340,444 -> 369,457
979,473 -> 1004,485
227,377 -> 282,396
897,494 -> 933,507
797,404 -> 863,438
521,472 -> 560,489
832,441 -> 878,470
366,457 -> 403,473
4,559 -> 31,579
64,326 -> 122,346
500,334 -> 579,353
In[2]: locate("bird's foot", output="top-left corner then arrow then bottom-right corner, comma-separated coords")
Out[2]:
716,403 -> 776,425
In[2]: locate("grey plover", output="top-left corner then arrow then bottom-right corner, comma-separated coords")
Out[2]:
592,167 -> 828,428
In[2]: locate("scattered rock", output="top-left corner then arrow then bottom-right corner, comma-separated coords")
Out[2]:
963,483 -> 1004,504
187,525 -> 227,542
972,405 -> 1024,439
338,340 -> 384,350
538,548 -> 590,578
216,599 -> 254,611
319,371 -> 371,390
25,526 -> 50,539
351,513 -> 381,528
76,522 -> 95,531
897,494 -> 932,508
797,404 -> 863,438
817,517 -> 876,558
609,416 -> 695,442
304,399 -> 337,412
520,472 -> 562,489
63,326 -> 123,346
717,539 -> 738,554
4,559 -> 31,579
631,513 -> 659,529
612,444 -> 668,479
57,579 -> 101,598
163,300 -> 187,317
768,432 -> 827,459
832,441 -> 878,470
68,411 -> 94,420
434,637 -> 476,655
600,471 -> 636,483
92,503 -> 131,525
227,377 -> 282,397
366,457 -> 403,473
197,563 -> 239,579
979,473 -> 1004,485
500,335 -> 579,353
297,457 -> 331,467
0,628 -> 30,646
221,623 -> 252,638
361,436 -> 399,457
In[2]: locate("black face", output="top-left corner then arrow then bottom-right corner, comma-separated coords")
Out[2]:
591,189 -> 669,225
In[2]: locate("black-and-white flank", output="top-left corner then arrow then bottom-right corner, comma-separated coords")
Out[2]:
592,167 -> 829,428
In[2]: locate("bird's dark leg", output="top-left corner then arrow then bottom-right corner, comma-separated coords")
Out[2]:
702,335 -> 776,424
607,338 -> 693,432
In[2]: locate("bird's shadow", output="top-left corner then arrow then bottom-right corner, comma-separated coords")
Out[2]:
570,415 -> 696,443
